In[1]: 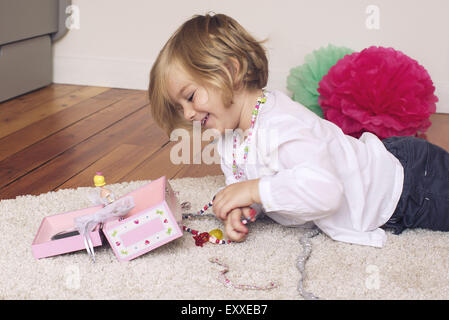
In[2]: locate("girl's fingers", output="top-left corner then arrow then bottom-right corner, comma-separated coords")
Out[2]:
224,221 -> 240,242
225,221 -> 247,242
230,209 -> 248,234
213,198 -> 234,222
212,195 -> 227,221
241,207 -> 257,222
212,199 -> 225,221
223,208 -> 247,242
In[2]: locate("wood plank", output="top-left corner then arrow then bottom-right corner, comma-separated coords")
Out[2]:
0,92 -> 149,189
426,113 -> 449,152
173,163 -> 222,179
0,84 -> 83,112
123,137 -> 223,183
56,144 -> 148,189
122,141 -> 183,182
0,86 -> 110,139
0,107 -> 152,199
90,87 -> 144,99
56,122 -> 169,190
0,88 -> 139,161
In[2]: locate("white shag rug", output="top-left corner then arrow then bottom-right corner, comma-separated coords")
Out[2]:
1,175 -> 449,300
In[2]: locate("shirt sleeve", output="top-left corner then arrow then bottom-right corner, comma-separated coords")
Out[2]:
257,115 -> 344,222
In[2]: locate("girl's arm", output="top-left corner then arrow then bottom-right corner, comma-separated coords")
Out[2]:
215,155 -> 262,217
257,115 -> 344,223
220,157 -> 266,220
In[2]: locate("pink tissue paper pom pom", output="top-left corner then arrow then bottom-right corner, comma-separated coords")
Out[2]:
317,46 -> 438,139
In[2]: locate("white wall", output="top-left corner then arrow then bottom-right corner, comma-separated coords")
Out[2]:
53,0 -> 449,113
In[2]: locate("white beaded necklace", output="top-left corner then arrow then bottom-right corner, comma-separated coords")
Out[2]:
232,90 -> 267,179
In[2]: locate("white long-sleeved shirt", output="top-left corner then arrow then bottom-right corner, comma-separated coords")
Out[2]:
216,90 -> 404,247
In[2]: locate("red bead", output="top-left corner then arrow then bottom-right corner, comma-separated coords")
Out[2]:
193,232 -> 210,247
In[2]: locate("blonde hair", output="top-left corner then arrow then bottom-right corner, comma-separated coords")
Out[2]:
148,13 -> 269,137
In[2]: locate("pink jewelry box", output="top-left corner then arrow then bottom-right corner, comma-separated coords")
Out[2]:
31,205 -> 104,259
31,176 -> 183,261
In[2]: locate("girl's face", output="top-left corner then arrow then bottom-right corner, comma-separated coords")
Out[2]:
166,64 -> 240,135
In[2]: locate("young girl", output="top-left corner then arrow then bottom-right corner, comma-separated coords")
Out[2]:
148,13 -> 449,247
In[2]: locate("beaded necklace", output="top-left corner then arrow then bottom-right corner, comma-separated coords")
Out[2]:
181,196 -> 255,246
181,198 -> 279,291
232,90 -> 267,179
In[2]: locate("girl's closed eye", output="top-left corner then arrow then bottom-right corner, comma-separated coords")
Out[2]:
188,91 -> 195,102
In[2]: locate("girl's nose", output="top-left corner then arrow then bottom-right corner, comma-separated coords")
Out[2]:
184,105 -> 196,121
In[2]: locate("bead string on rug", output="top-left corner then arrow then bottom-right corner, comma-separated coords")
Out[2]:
296,227 -> 321,300
180,196 -> 256,246
181,196 -> 229,246
181,198 -> 321,298
181,197 -> 320,300
181,199 -> 278,291
209,257 -> 278,291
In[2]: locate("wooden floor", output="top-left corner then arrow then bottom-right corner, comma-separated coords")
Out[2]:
1,83 -> 448,200
0,84 -> 223,200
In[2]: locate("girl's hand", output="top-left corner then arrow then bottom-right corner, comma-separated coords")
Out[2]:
213,179 -> 261,221
224,207 -> 254,242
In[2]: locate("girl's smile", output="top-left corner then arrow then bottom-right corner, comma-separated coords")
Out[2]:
167,63 -> 234,134
201,113 -> 210,127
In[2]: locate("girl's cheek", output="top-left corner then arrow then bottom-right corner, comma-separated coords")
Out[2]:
196,87 -> 209,105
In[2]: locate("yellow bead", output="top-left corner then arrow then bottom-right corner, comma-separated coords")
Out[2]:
209,229 -> 223,240
93,172 -> 106,187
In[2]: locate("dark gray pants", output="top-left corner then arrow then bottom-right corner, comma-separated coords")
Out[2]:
381,136 -> 449,234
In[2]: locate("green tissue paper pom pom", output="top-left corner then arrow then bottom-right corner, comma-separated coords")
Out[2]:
287,44 -> 354,118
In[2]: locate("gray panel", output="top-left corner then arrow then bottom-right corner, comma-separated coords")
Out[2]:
0,0 -> 59,46
0,35 -> 52,103
52,0 -> 72,42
